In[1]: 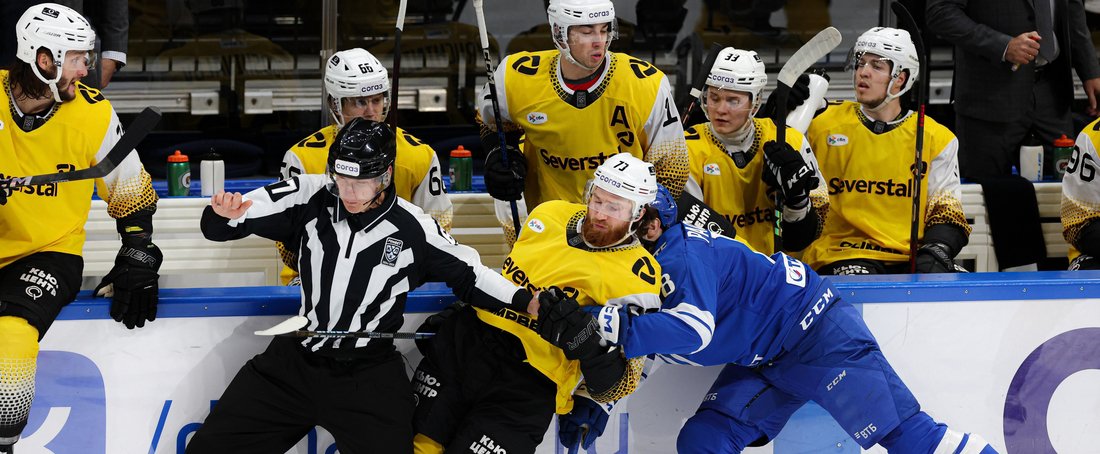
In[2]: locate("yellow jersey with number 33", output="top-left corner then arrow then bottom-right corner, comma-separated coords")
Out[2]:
474,200 -> 661,414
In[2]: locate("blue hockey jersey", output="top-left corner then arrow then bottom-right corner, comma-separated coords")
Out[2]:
624,223 -> 839,367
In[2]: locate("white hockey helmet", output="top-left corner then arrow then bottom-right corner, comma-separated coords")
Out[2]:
701,47 -> 768,119
547,0 -> 619,71
325,48 -> 390,127
15,3 -> 96,102
846,27 -> 920,108
586,153 -> 658,221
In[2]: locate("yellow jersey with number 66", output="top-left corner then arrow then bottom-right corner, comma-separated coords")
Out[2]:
474,200 -> 661,414
277,124 -> 453,283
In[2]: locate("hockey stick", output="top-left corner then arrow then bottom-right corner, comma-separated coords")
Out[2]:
681,42 -> 724,126
770,27 -> 843,253
891,1 -> 928,273
255,316 -> 436,340
388,0 -> 407,129
472,0 -> 523,238
3,106 -> 161,190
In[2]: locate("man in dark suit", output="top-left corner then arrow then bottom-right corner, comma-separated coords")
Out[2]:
927,0 -> 1100,179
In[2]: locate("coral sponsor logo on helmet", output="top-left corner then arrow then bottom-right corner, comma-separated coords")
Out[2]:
589,10 -> 611,18
527,218 -> 545,233
827,134 -> 849,146
334,159 -> 361,176
597,173 -> 622,188
527,112 -> 548,125
707,74 -> 739,85
360,83 -> 386,94
704,163 -> 721,175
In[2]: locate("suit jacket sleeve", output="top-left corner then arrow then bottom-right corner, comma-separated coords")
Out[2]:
926,0 -> 1013,63
1067,0 -> 1100,81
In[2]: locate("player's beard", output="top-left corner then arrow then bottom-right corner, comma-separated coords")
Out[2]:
581,218 -> 630,248
56,77 -> 77,102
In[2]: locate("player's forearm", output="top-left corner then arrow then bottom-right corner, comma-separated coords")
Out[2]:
624,311 -> 710,359
199,206 -> 252,242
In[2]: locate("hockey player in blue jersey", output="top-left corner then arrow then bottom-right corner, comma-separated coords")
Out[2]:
533,185 -> 999,453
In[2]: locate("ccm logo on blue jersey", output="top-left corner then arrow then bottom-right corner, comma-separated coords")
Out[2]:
799,287 -> 835,331
783,255 -> 807,288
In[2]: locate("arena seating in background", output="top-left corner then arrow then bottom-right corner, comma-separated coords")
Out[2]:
79,183 -> 1069,289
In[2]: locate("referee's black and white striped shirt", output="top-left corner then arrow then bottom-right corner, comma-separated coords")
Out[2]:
201,175 -> 532,357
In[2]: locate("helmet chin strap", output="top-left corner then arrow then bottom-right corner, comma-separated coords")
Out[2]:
30,60 -> 64,103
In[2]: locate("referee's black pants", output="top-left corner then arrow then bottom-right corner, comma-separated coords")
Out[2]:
185,337 -> 414,454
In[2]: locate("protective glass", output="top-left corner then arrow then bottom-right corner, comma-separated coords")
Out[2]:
844,50 -> 893,76
585,184 -> 637,221
62,50 -> 96,71
701,86 -> 753,112
331,173 -> 386,202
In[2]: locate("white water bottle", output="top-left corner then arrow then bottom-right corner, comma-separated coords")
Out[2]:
200,153 -> 225,196
786,72 -> 830,135
1019,142 -> 1043,182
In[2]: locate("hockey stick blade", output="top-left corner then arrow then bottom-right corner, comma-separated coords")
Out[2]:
777,27 -> 842,88
254,315 -> 436,340
254,315 -> 310,336
14,106 -> 161,188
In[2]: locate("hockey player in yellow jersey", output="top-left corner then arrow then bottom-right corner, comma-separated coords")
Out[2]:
478,0 -> 689,244
1061,117 -> 1100,270
412,153 -> 661,454
277,48 -> 452,284
803,27 -> 970,275
0,4 -> 161,451
684,46 -> 828,254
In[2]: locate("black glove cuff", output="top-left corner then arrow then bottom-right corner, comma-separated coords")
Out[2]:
118,235 -> 162,272
579,347 -> 626,397
116,205 -> 156,235
917,242 -> 953,271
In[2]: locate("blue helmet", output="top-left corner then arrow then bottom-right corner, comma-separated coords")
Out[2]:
651,184 -> 678,229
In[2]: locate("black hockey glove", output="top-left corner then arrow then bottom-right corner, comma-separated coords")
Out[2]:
95,235 -> 162,329
536,286 -> 605,361
914,242 -> 955,274
762,141 -> 817,208
484,144 -> 526,201
757,74 -> 811,121
415,302 -> 467,355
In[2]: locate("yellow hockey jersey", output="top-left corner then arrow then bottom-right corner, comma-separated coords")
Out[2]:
684,118 -> 829,254
1063,117 -> 1100,263
479,50 -> 689,209
802,101 -> 970,269
278,124 -> 454,283
0,73 -> 157,269
474,200 -> 661,414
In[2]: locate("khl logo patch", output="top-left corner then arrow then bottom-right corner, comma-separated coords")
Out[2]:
382,237 -> 403,267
